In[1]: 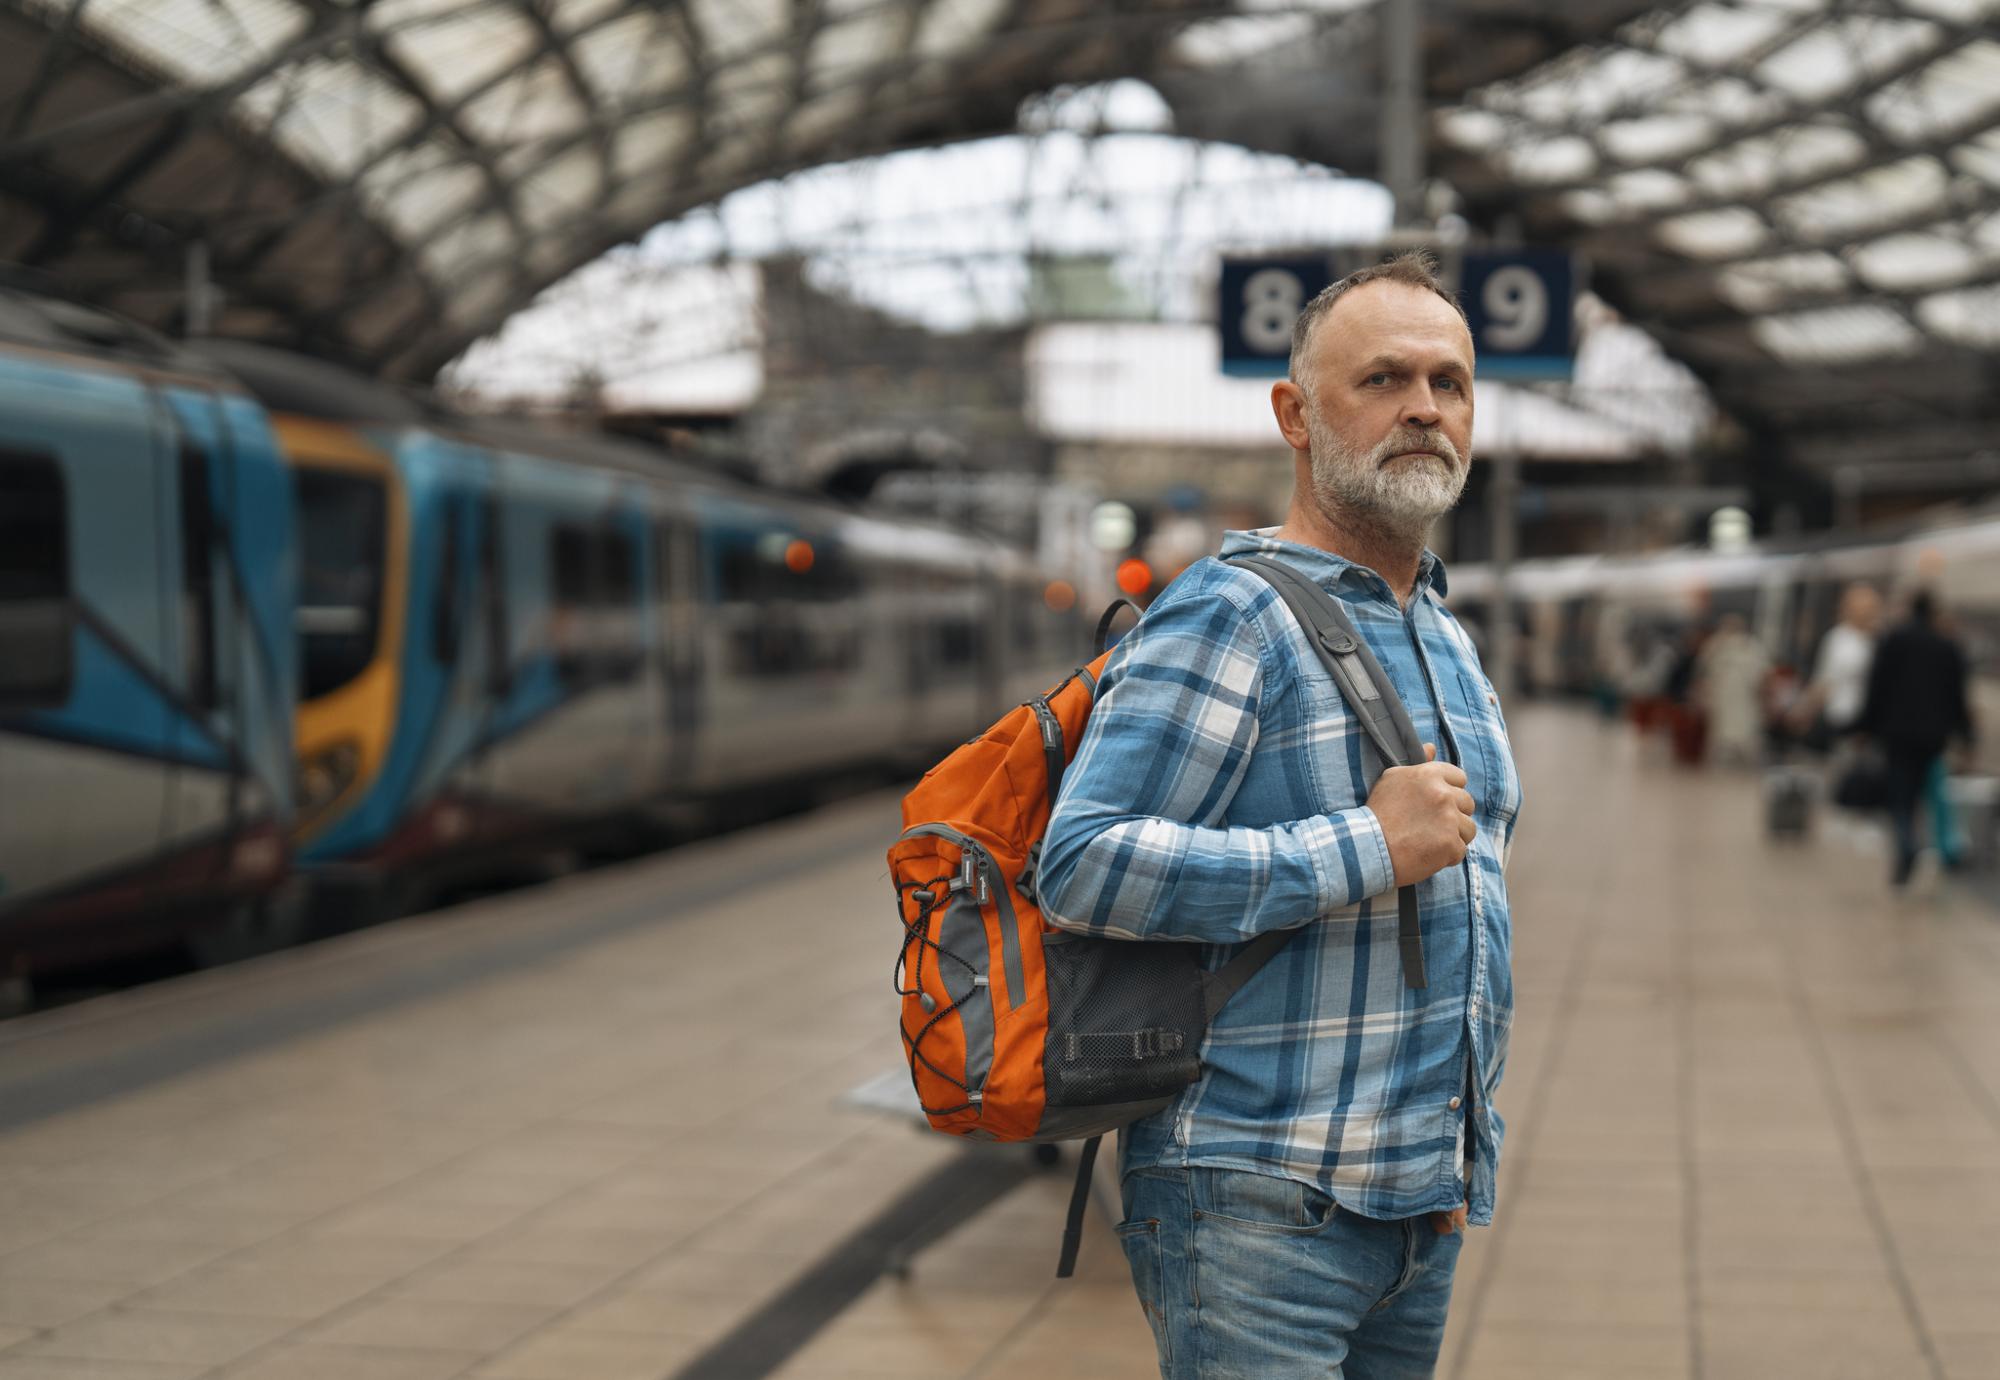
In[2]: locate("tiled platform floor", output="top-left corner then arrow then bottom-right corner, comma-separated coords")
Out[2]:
1,705 -> 1997,1379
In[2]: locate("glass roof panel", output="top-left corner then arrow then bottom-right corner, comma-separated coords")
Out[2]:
1685,122 -> 1868,200
360,144 -> 488,241
1851,231 -> 1982,289
1772,155 -> 1949,242
786,87 -> 870,154
1916,282 -> 2000,347
1599,114 -> 1715,165
1437,108 -> 1507,155
1657,74 -> 1789,129
1754,13 -> 1942,102
614,109 -> 697,183
1751,303 -> 1926,363
1863,40 -> 2000,145
811,0 -> 907,91
705,51 -> 794,143
1651,3 -> 1797,67
1560,189 -> 1621,225
915,0 -> 1013,61
570,11 -> 690,106
1898,0 -> 1996,19
1715,251 -> 1850,311
375,2 -> 541,105
1170,14 -> 1318,66
420,210 -> 516,290
75,0 -> 307,87
1607,168 -> 1693,213
460,59 -> 590,146
689,0 -> 787,63
1504,135 -> 1597,185
552,0 -> 630,34
520,148 -> 603,235
1657,206 -> 1769,259
1953,129 -> 2000,186
237,59 -> 426,179
1508,47 -> 1686,126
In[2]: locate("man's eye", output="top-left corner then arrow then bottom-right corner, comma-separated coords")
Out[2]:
1436,376 -> 1460,391
1366,373 -> 1393,386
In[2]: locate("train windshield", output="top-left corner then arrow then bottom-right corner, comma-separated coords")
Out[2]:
294,467 -> 386,700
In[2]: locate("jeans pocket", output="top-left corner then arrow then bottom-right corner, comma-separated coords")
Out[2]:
1115,1218 -> 1173,1373
1190,1167 -> 1339,1235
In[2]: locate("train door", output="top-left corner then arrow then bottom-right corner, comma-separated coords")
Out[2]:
0,363 -> 173,913
465,482 -> 511,842
155,388 -> 244,882
653,515 -> 702,791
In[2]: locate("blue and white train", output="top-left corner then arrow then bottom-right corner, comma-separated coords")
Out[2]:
0,291 -> 1086,977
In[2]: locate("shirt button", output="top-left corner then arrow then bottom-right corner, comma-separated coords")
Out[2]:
1448,1096 -> 1463,1110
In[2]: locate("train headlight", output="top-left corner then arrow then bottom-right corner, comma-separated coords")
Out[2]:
297,741 -> 360,821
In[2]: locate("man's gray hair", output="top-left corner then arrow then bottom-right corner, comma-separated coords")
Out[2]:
1288,252 -> 1469,393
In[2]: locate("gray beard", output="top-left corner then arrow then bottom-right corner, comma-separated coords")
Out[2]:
1305,408 -> 1468,550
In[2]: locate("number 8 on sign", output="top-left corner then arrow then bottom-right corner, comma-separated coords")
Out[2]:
1481,265 -> 1548,351
1240,268 -> 1303,354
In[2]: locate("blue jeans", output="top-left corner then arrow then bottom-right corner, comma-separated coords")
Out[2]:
1117,1166 -> 1464,1380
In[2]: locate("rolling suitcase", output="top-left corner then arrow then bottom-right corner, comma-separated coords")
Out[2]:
1765,765 -> 1815,841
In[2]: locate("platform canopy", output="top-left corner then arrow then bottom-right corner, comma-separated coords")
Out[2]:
1,0 -> 1996,477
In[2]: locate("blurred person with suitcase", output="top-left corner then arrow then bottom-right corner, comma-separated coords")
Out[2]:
1858,589 -> 1973,887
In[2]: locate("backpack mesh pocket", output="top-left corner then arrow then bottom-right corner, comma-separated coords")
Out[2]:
1041,934 -> 1207,1108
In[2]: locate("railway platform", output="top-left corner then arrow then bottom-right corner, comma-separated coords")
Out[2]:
1,705 -> 1997,1380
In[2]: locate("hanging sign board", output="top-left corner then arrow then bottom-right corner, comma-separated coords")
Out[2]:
1217,248 -> 1578,380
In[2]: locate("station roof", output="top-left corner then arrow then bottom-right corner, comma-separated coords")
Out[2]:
1,0 -> 1995,480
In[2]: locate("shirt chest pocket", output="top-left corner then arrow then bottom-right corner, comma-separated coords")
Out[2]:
1293,691 -> 1392,817
1454,671 -> 1522,830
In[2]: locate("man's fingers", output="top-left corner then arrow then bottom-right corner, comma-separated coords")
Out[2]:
1459,815 -> 1478,844
1422,742 -> 1437,763
1436,763 -> 1468,788
1455,789 -> 1477,815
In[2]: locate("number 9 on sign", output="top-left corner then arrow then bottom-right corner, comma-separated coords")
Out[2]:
1481,265 -> 1548,351
1240,268 -> 1303,353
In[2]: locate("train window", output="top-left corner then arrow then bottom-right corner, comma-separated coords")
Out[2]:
480,496 -> 510,691
938,616 -> 980,669
431,505 -> 463,664
295,468 -> 386,701
178,440 -> 219,710
597,525 -> 642,679
550,520 -> 642,684
551,523 -> 593,682
0,450 -> 73,711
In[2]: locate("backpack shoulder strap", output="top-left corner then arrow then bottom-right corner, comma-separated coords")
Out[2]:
1226,555 -> 1426,768
1212,554 -> 1429,992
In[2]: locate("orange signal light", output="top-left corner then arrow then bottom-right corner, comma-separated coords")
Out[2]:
1044,580 -> 1077,613
784,539 -> 815,574
1115,559 -> 1153,597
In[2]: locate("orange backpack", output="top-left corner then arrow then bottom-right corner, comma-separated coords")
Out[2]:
889,563 -> 1429,1276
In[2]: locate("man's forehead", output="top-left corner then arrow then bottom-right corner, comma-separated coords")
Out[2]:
1318,280 -> 1474,366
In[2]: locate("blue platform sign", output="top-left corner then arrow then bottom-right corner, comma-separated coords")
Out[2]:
1219,257 -> 1331,377
1460,249 -> 1575,379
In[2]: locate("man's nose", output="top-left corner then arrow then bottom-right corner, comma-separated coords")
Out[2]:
1404,384 -> 1442,427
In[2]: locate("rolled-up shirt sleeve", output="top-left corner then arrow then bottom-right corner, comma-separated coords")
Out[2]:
1037,585 -> 1396,944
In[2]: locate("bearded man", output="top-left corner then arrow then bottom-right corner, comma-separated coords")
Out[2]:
1039,253 -> 1521,1380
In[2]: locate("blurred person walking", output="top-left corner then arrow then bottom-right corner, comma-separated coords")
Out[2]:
1697,614 -> 1767,766
1040,254 -> 1518,1380
1802,583 -> 1882,749
1859,589 -> 1973,886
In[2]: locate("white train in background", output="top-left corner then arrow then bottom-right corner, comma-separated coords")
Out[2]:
1447,505 -> 2000,773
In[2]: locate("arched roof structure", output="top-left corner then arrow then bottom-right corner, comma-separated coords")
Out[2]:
1,0 -> 1995,479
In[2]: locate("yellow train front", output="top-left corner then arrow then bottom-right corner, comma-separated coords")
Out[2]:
200,343 -> 1087,914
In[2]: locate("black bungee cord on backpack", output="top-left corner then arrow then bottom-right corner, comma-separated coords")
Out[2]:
893,874 -> 982,1115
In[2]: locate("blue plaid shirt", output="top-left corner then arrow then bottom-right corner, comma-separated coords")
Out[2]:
1039,528 -> 1520,1225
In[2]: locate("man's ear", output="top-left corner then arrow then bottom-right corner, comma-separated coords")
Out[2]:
1271,380 -> 1312,452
